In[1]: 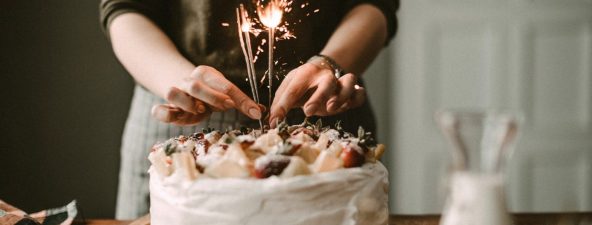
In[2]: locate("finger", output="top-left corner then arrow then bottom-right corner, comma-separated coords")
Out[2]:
272,72 -> 295,107
258,104 -> 267,113
185,66 -> 235,110
195,99 -> 207,114
194,66 -> 261,120
165,87 -> 200,114
334,102 -> 349,114
212,81 -> 261,120
151,104 -> 182,123
269,74 -> 310,127
174,108 -> 211,125
152,104 -> 211,125
349,85 -> 366,108
269,71 -> 295,124
331,86 -> 366,115
183,78 -> 234,111
270,64 -> 320,126
327,73 -> 356,113
303,75 -> 337,117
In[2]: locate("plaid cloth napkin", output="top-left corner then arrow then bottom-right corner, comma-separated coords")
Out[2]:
0,199 -> 77,225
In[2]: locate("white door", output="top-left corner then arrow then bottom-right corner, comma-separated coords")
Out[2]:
385,0 -> 592,214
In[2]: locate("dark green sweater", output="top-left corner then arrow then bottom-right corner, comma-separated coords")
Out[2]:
100,0 -> 397,79
99,0 -> 398,134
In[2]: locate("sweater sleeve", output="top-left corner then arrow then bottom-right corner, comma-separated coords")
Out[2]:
99,0 -> 169,37
343,0 -> 399,45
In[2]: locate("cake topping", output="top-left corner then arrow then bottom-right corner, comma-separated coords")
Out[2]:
254,155 -> 291,178
148,120 -> 384,180
340,142 -> 365,168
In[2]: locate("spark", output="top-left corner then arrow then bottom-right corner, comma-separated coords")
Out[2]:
257,0 -> 285,29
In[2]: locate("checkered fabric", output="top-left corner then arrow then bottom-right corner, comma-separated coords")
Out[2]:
0,199 -> 77,225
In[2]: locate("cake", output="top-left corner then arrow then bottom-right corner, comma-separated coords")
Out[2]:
148,120 -> 389,225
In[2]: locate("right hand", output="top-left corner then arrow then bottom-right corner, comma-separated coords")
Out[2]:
151,65 -> 262,125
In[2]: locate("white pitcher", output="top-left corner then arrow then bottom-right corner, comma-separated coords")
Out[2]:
435,110 -> 521,225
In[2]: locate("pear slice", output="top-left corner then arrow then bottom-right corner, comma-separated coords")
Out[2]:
325,141 -> 343,157
280,157 -> 311,178
252,133 -> 283,153
310,151 -> 343,173
224,143 -> 252,168
374,144 -> 386,160
314,132 -> 329,150
205,158 -> 250,178
148,150 -> 172,177
295,144 -> 320,164
290,132 -> 314,143
172,151 -> 200,181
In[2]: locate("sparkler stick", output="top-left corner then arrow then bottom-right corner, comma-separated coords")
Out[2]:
236,6 -> 263,130
257,0 -> 284,111
241,5 -> 260,104
267,28 -> 274,110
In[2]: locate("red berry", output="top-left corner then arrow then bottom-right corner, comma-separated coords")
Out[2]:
254,155 -> 291,178
340,144 -> 365,168
196,139 -> 210,154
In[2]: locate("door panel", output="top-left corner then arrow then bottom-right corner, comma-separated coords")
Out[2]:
389,0 -> 592,213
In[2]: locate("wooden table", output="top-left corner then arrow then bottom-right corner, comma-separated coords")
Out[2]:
390,213 -> 592,225
76,212 -> 592,225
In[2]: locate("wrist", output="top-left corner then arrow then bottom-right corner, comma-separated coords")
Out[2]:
306,54 -> 346,78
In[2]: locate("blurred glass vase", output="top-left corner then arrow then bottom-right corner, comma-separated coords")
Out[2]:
435,110 -> 521,225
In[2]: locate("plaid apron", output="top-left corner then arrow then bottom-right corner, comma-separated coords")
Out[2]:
115,85 -> 257,219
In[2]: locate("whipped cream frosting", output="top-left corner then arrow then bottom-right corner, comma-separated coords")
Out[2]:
149,162 -> 389,225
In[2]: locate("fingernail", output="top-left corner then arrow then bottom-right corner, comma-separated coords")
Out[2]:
258,104 -> 267,112
249,107 -> 262,119
197,105 -> 206,113
327,101 -> 337,112
339,102 -> 349,111
270,117 -> 277,128
304,104 -> 318,116
223,99 -> 235,109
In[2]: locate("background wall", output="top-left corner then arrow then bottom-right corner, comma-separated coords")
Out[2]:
388,0 -> 592,214
0,1 -> 133,218
0,0 -> 392,219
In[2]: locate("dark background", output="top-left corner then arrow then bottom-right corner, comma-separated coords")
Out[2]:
0,1 -> 132,218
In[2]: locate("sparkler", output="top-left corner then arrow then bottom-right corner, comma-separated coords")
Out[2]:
234,0 -> 299,128
257,0 -> 285,110
236,4 -> 263,130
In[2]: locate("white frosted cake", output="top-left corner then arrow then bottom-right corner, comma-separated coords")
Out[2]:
148,121 -> 389,225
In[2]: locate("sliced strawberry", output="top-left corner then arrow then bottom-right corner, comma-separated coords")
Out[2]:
340,144 -> 365,168
254,155 -> 291,179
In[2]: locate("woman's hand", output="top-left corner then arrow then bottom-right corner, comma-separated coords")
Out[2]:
269,63 -> 366,127
151,65 -> 262,125
151,103 -> 211,126
265,3 -> 391,128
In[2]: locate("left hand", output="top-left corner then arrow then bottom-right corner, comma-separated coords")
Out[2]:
151,103 -> 212,126
269,63 -> 366,127
151,86 -> 212,126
